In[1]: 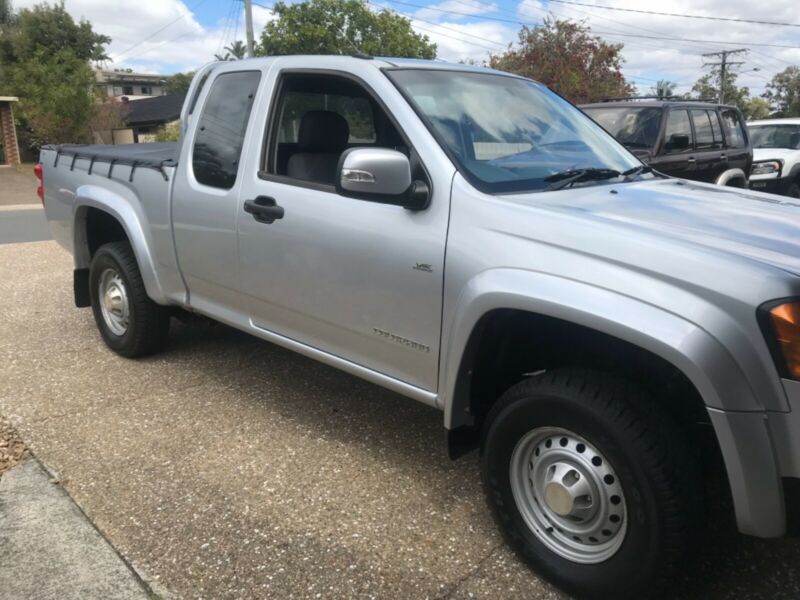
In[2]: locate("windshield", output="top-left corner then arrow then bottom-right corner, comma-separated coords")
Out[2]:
582,106 -> 662,149
387,69 -> 640,193
749,124 -> 800,149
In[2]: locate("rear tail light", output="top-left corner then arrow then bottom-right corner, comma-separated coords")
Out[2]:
34,163 -> 44,205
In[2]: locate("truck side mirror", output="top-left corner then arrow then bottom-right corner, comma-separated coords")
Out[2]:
667,133 -> 690,151
336,148 -> 429,210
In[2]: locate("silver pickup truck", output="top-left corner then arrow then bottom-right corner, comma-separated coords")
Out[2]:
41,55 -> 800,598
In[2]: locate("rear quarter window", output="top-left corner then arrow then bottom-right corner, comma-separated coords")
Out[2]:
192,70 -> 261,189
721,109 -> 746,149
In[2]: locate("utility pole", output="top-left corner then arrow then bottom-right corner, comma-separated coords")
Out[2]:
702,48 -> 748,104
244,0 -> 255,58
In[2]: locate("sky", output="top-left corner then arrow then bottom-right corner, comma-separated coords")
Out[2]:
13,0 -> 800,97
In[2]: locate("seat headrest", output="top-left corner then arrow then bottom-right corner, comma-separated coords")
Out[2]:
297,110 -> 349,151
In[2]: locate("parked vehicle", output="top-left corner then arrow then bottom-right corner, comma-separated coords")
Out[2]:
581,99 -> 752,187
41,56 -> 800,599
748,118 -> 800,198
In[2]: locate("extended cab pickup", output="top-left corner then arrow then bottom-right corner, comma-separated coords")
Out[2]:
41,56 -> 800,598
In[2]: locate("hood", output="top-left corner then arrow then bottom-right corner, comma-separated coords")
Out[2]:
753,147 -> 800,163
520,177 -> 800,276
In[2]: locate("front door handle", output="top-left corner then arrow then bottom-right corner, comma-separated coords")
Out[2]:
244,196 -> 284,224
687,156 -> 696,163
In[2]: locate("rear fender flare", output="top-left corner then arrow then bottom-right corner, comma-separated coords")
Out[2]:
73,186 -> 168,304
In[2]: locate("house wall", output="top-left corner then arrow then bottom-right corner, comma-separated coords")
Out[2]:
0,102 -> 21,166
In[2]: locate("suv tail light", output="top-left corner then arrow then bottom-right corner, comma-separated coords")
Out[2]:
34,163 -> 44,205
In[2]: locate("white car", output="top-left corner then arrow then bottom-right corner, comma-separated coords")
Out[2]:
748,118 -> 800,198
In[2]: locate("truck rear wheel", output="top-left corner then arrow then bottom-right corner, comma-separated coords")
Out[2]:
89,241 -> 170,357
481,368 -> 700,598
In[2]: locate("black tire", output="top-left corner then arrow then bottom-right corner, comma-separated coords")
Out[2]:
481,368 -> 701,599
89,241 -> 170,357
788,182 -> 800,199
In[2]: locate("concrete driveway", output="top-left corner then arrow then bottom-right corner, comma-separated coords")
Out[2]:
2,240 -> 800,600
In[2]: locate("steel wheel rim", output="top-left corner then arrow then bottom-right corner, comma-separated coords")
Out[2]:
510,426 -> 627,564
98,268 -> 130,336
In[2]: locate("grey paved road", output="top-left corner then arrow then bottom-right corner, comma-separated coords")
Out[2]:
0,207 -> 51,244
1,241 -> 799,600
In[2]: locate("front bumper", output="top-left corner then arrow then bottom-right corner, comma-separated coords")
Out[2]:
709,378 -> 800,538
749,177 -> 793,196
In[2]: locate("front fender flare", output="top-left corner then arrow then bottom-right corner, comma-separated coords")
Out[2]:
440,268 -> 762,428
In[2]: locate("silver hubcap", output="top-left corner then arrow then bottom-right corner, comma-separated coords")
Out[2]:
510,427 -> 627,564
98,268 -> 129,336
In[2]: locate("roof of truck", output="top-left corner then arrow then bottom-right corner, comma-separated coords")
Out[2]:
205,54 -> 518,77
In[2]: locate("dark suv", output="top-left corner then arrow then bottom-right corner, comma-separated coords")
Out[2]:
581,99 -> 752,187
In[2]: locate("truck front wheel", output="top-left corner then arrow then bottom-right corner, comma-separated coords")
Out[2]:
89,241 -> 170,357
481,368 -> 701,598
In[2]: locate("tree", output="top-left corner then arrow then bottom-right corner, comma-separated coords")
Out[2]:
764,66 -> 800,118
258,0 -> 436,58
216,40 -> 247,61
164,71 -> 195,95
489,18 -> 635,104
690,70 -> 749,111
651,79 -> 677,100
0,2 -> 110,148
87,94 -> 129,144
154,120 -> 180,142
743,97 -> 771,120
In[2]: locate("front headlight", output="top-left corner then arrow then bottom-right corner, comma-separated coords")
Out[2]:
761,300 -> 800,379
751,160 -> 783,176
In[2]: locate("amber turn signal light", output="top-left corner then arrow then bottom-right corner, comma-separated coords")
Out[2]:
769,302 -> 800,379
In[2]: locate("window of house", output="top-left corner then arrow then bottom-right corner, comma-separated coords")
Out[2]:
192,71 -> 261,189
122,85 -> 134,96
266,74 -> 407,186
141,86 -> 152,95
664,109 -> 692,153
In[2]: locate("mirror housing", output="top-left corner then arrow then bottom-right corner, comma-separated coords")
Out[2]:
667,133 -> 690,151
336,147 -> 429,210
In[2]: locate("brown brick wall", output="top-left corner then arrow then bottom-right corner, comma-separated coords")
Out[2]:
1,103 -> 21,166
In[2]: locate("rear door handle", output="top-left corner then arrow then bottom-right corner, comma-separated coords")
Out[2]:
244,196 -> 284,224
687,157 -> 696,163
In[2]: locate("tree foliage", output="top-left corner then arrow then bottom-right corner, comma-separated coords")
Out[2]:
764,66 -> 800,118
216,40 -> 247,61
743,97 -> 771,120
164,71 -> 195,95
0,1 -> 110,147
689,70 -> 750,111
651,79 -> 677,100
258,0 -> 436,58
489,18 -> 635,104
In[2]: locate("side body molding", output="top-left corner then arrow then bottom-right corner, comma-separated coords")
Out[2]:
72,185 -> 169,305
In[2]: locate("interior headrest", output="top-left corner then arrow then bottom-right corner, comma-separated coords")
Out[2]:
297,110 -> 349,151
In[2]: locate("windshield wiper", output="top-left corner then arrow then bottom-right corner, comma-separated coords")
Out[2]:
544,168 -> 621,191
621,165 -> 653,181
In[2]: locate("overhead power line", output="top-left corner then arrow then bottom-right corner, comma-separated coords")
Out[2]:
549,1 -> 800,28
114,0 -> 208,60
386,0 -> 800,49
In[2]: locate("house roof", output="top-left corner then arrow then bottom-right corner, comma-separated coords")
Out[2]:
0,96 -> 19,102
125,93 -> 186,127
